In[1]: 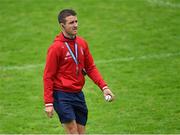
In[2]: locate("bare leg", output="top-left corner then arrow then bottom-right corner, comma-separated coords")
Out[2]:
63,120 -> 79,134
77,123 -> 85,134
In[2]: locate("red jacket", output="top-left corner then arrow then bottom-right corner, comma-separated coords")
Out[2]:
43,33 -> 107,104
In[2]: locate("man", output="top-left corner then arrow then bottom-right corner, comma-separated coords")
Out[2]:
43,9 -> 115,134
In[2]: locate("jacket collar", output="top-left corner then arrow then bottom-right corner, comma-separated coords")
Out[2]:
54,32 -> 76,43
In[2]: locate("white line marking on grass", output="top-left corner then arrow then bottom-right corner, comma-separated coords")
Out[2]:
146,0 -> 180,8
0,64 -> 43,71
95,52 -> 180,64
0,52 -> 180,71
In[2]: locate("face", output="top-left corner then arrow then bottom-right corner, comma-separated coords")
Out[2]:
62,15 -> 78,37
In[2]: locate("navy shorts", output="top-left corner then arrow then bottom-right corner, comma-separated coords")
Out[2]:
53,90 -> 88,126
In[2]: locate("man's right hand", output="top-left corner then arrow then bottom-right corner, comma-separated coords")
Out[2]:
45,105 -> 54,118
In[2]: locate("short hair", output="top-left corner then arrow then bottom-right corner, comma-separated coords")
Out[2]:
58,9 -> 77,24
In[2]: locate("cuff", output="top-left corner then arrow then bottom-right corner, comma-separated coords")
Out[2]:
102,86 -> 108,91
45,103 -> 53,107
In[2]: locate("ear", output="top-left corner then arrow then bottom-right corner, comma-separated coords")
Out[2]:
61,23 -> 65,28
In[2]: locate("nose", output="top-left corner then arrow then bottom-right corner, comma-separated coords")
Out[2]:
74,22 -> 78,27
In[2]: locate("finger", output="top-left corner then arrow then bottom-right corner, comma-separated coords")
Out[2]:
47,112 -> 53,118
104,90 -> 111,96
49,113 -> 53,118
109,94 -> 115,101
46,111 -> 53,118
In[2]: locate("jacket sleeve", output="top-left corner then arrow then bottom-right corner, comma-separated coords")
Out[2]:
43,45 -> 59,104
84,41 -> 108,91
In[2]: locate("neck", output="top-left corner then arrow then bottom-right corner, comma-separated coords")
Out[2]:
62,31 -> 75,39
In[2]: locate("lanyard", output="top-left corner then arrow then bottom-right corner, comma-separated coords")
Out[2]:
65,42 -> 79,76
65,42 -> 78,65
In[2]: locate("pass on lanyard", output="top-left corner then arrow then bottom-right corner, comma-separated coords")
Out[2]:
65,42 -> 79,75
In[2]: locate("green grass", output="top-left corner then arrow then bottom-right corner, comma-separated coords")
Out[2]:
0,0 -> 180,134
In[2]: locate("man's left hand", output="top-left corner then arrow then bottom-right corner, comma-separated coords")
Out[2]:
103,88 -> 115,102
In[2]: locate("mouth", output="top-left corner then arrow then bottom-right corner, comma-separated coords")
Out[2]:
73,27 -> 78,30
73,29 -> 78,33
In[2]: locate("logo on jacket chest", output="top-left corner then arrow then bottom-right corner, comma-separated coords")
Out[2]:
65,51 -> 72,60
64,47 -> 84,60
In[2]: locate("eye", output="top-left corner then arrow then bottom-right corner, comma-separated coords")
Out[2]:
69,21 -> 74,24
69,20 -> 78,24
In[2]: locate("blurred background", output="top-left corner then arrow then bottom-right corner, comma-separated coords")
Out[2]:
0,0 -> 180,133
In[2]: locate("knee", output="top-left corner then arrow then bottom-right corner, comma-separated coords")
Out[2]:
68,125 -> 78,133
65,121 -> 78,134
